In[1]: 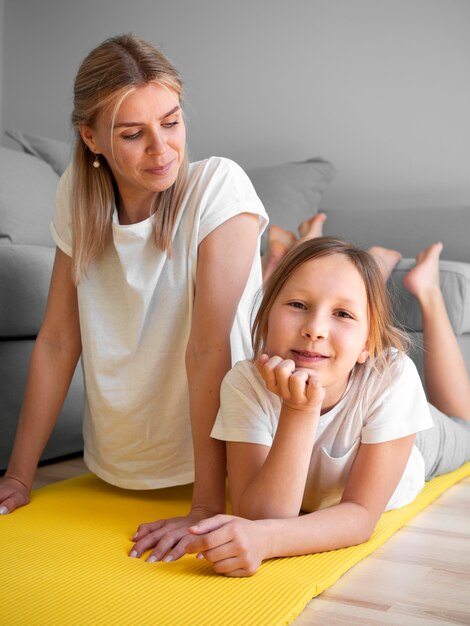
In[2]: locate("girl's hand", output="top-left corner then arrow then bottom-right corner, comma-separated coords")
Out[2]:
186,514 -> 269,577
129,505 -> 221,563
256,354 -> 325,412
0,476 -> 31,514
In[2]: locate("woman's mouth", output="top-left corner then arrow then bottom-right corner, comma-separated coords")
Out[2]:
145,161 -> 173,175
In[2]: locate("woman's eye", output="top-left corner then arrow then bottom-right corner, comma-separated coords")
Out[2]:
162,121 -> 179,129
122,131 -> 142,141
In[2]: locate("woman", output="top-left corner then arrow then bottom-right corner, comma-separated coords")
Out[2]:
0,34 -> 267,562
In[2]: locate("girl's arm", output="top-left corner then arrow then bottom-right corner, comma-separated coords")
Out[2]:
0,248 -> 81,513
130,212 -> 260,561
227,355 -> 325,519
186,434 -> 415,576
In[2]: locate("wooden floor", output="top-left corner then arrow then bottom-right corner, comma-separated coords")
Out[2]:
34,459 -> 470,626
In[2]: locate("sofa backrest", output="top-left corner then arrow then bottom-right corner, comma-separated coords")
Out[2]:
323,205 -> 470,264
0,146 -> 59,247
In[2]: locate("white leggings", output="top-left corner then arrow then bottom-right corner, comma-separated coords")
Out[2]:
416,404 -> 470,480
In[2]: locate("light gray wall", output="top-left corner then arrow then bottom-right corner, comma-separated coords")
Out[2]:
0,0 -> 4,141
2,0 -> 470,210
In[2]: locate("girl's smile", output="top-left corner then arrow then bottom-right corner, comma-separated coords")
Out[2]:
265,253 -> 370,409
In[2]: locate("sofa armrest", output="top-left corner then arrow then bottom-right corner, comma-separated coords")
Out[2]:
389,259 -> 470,335
0,244 -> 55,338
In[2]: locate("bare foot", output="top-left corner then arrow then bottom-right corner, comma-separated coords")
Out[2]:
369,246 -> 402,282
298,212 -> 327,243
269,225 -> 297,250
262,225 -> 297,282
402,242 -> 443,300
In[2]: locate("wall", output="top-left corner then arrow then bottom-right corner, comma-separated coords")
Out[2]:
0,0 -> 4,141
2,0 -> 470,210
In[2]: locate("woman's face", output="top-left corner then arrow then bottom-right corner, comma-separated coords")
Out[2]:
81,82 -> 186,213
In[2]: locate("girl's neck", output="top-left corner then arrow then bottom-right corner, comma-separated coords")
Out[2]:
320,371 -> 353,415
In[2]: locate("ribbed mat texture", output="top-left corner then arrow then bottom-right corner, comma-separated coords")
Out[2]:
1,461 -> 469,626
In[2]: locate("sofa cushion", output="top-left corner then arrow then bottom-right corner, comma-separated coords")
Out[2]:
0,244 -> 55,337
5,129 -> 72,176
0,146 -> 59,247
246,158 -> 336,253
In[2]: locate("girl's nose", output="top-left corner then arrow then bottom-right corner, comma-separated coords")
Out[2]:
301,317 -> 328,340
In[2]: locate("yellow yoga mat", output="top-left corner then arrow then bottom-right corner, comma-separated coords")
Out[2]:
1,461 -> 469,626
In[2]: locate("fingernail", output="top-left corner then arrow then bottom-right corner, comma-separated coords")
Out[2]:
132,533 -> 138,540
146,556 -> 158,563
129,550 -> 138,558
162,554 -> 174,562
0,506 -> 9,515
196,552 -> 205,559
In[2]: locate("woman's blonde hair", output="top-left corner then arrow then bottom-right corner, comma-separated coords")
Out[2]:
252,236 -> 409,371
71,33 -> 188,283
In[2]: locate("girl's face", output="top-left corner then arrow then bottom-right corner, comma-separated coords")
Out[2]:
265,254 -> 370,410
81,82 -> 186,214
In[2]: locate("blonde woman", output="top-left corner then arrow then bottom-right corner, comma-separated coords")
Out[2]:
0,34 -> 267,563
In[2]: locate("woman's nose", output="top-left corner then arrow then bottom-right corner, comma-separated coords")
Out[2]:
146,129 -> 166,155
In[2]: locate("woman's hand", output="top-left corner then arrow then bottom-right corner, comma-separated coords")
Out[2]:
256,354 -> 325,413
185,514 -> 270,577
129,505 -> 221,563
0,476 -> 31,514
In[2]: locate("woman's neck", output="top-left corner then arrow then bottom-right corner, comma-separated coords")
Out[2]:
117,190 -> 159,225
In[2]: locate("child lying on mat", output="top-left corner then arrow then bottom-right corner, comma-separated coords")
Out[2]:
183,237 -> 470,577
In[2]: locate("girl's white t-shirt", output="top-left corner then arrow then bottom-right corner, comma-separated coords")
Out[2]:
50,157 -> 268,489
212,351 -> 434,511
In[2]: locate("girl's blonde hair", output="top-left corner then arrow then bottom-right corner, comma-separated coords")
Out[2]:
71,33 -> 188,284
252,236 -> 409,371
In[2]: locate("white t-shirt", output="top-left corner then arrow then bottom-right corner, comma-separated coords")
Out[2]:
212,350 -> 434,511
50,156 -> 268,489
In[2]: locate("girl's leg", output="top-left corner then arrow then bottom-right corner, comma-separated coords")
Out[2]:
297,212 -> 327,244
369,246 -> 402,282
403,242 -> 470,421
261,226 -> 297,281
262,213 -> 328,282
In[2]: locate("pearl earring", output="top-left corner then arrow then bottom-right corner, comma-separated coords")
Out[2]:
93,154 -> 100,169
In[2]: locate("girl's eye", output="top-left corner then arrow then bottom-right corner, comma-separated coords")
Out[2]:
289,301 -> 306,310
336,310 -> 353,319
122,131 -> 142,141
162,121 -> 179,129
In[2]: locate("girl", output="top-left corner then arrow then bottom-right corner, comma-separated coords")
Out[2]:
185,237 -> 470,576
0,34 -> 268,562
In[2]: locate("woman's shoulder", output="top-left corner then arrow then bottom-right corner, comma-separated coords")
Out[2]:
188,156 -> 250,184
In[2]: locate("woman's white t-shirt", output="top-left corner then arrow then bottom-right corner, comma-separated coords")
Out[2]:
212,351 -> 434,511
50,157 -> 268,489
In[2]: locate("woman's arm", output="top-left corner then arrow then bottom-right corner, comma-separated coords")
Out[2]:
130,212 -> 260,560
0,248 -> 82,513
186,212 -> 260,515
186,434 -> 416,576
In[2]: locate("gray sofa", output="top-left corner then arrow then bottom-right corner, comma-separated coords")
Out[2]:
1,134 -> 469,470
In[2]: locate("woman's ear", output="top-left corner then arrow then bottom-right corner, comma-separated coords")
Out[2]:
79,124 -> 99,153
